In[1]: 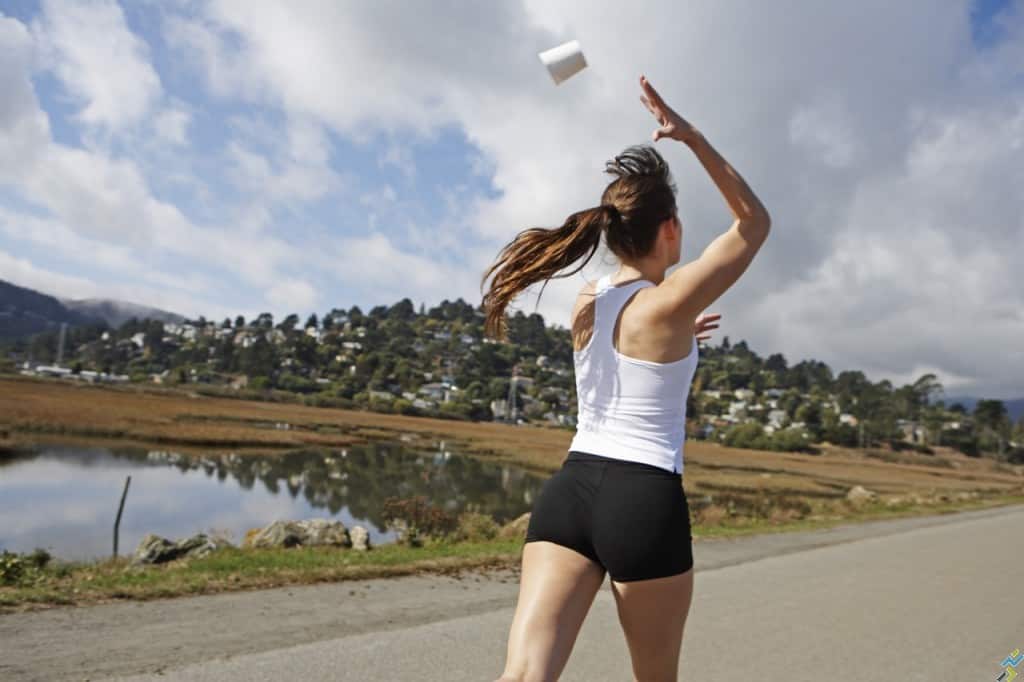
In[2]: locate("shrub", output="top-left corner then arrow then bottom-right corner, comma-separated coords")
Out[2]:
723,423 -> 769,450
770,427 -> 815,453
382,496 -> 459,547
0,548 -> 50,586
0,551 -> 25,585
454,511 -> 500,542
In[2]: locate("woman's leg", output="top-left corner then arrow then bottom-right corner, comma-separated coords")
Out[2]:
610,567 -> 694,682
495,540 -> 607,682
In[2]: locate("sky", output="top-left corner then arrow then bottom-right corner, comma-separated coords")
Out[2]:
0,0 -> 1021,399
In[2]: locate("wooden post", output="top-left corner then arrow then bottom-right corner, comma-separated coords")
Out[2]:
113,475 -> 131,558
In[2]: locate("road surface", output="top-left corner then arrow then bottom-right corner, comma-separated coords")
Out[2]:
2,504 -> 1021,681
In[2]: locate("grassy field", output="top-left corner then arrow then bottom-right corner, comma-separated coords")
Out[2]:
2,374 -> 1023,612
3,375 -> 1020,491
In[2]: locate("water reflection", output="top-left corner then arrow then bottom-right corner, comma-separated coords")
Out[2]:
0,440 -> 544,561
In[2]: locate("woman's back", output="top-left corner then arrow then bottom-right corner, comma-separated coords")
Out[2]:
568,273 -> 700,475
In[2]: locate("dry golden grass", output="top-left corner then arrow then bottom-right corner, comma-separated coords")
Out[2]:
3,375 -> 1022,502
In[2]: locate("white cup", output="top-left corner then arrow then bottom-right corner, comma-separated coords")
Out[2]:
538,40 -> 587,85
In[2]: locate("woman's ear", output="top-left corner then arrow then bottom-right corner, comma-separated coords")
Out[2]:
662,214 -> 680,241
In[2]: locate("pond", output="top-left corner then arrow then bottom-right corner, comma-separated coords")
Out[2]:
0,440 -> 546,561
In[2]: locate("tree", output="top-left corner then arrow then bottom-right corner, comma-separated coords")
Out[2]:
278,314 -> 300,333
765,353 -> 788,372
239,336 -> 275,378
305,313 -> 319,330
974,399 -> 1011,454
912,373 -> 943,406
974,399 -> 1009,431
388,299 -> 415,321
794,402 -> 823,441
235,315 -> 246,328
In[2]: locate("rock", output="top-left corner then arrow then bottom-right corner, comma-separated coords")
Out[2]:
175,533 -> 232,560
498,512 -> 531,540
133,534 -> 177,565
244,521 -> 305,549
884,496 -> 905,507
244,519 -> 351,549
295,519 -> 351,548
846,486 -> 878,505
350,525 -> 371,551
132,533 -> 233,565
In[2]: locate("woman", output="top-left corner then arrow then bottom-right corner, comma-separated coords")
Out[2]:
481,75 -> 770,681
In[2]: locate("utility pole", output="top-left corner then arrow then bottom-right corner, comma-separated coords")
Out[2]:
507,369 -> 519,424
56,322 -> 68,366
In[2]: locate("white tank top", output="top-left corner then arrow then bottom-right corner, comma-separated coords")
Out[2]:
568,273 -> 699,474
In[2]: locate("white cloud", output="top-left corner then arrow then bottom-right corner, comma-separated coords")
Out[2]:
0,11 -> 309,313
379,143 -> 416,180
224,116 -> 340,204
0,247 -> 239,321
155,0 -> 1024,397
1,2 -> 1022,398
312,232 -> 474,304
266,278 -> 317,312
31,0 -> 162,130
154,106 -> 191,145
789,91 -> 859,169
0,249 -> 98,298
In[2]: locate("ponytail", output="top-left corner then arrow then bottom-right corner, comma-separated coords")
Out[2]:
480,205 -> 619,341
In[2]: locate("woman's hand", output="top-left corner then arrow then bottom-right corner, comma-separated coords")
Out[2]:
639,75 -> 701,145
694,312 -> 721,343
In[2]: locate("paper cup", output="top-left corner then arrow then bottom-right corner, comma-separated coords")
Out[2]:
538,40 -> 587,85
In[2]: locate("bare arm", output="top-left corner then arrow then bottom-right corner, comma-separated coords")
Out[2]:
639,75 -> 770,321
663,133 -> 770,318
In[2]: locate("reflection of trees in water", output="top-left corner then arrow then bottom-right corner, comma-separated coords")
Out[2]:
21,441 -> 545,531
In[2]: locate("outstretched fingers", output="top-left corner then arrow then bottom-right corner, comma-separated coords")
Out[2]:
640,75 -> 667,109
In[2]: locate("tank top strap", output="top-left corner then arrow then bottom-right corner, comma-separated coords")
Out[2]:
593,276 -> 654,351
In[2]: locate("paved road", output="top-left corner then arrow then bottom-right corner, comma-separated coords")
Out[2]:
3,504 -> 1022,681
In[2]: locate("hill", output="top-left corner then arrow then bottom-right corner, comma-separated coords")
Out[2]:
60,297 -> 185,329
0,280 -> 105,342
0,279 -> 184,341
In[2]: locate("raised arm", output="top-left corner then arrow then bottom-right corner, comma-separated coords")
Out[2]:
639,75 -> 771,321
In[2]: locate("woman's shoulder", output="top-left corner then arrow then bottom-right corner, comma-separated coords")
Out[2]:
570,279 -> 599,351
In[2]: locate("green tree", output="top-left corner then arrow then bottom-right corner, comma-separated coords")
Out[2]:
278,314 -> 300,333
974,399 -> 1011,454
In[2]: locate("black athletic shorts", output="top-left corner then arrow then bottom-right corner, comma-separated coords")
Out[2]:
524,449 -> 694,582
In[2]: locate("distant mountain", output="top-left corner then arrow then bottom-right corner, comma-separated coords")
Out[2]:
60,297 -> 185,329
0,279 -> 185,342
943,396 -> 1024,422
0,279 -> 106,342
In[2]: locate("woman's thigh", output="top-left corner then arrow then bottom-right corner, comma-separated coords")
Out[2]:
610,567 -> 694,682
591,463 -> 695,680
499,540 -> 606,682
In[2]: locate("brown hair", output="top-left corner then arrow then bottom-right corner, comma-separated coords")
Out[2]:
480,144 -> 677,340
